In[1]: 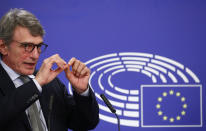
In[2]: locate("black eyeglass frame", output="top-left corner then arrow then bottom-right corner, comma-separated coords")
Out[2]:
12,40 -> 48,53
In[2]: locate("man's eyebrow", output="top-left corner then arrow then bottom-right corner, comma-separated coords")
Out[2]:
21,41 -> 44,44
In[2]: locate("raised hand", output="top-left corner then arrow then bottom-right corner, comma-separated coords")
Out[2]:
64,57 -> 90,94
35,54 -> 67,86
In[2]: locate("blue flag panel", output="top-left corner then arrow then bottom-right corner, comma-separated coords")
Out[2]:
141,85 -> 202,127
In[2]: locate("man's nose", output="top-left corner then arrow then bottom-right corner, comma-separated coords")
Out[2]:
30,47 -> 40,59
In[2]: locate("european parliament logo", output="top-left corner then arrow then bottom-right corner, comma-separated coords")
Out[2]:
68,52 -> 203,128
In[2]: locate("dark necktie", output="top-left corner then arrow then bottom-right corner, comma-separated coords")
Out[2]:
19,75 -> 44,131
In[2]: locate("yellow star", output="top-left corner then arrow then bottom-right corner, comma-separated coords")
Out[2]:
176,116 -> 181,120
158,97 -> 162,102
176,92 -> 181,97
170,117 -> 174,123
169,90 -> 174,95
183,104 -> 187,109
181,111 -> 186,116
181,97 -> 186,102
156,104 -> 161,109
162,92 -> 167,97
163,116 -> 167,120
158,111 -> 163,116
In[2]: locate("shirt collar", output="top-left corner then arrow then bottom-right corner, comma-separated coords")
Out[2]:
0,58 -> 35,80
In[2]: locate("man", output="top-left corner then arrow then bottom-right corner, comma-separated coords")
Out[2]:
0,8 -> 99,131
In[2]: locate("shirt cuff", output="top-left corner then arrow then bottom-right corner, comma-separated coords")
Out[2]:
32,79 -> 42,92
80,86 -> 90,96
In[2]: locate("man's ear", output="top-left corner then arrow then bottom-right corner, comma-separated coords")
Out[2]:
0,40 -> 8,55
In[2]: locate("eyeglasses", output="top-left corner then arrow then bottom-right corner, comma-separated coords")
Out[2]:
13,40 -> 48,53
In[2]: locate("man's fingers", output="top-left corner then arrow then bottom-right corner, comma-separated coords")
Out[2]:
64,65 -> 73,79
53,54 -> 67,69
69,58 -> 80,74
68,57 -> 76,66
69,58 -> 87,77
79,67 -> 90,77
75,63 -> 86,76
47,54 -> 67,70
36,54 -> 68,86
66,57 -> 90,77
53,67 -> 65,75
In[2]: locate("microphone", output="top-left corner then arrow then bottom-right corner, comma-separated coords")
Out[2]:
100,94 -> 116,113
100,94 -> 120,131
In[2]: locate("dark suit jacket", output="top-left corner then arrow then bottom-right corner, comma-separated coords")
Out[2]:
0,64 -> 99,131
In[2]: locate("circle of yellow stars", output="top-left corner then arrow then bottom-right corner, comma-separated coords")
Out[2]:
156,90 -> 187,123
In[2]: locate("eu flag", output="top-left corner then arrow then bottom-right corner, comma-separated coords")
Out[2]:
141,85 -> 202,127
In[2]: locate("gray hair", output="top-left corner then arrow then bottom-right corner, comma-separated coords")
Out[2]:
0,8 -> 45,45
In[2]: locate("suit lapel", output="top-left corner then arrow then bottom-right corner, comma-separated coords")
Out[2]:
0,64 -> 32,130
0,64 -> 16,95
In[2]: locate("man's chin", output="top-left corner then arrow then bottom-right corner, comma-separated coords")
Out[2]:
21,69 -> 35,75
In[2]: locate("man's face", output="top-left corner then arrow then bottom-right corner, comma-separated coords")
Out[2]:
2,26 -> 43,75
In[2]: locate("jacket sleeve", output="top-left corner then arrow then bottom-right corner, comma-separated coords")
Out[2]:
0,81 -> 41,128
55,78 -> 99,130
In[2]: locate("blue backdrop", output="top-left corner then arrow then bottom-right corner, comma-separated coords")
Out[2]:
1,0 -> 206,131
